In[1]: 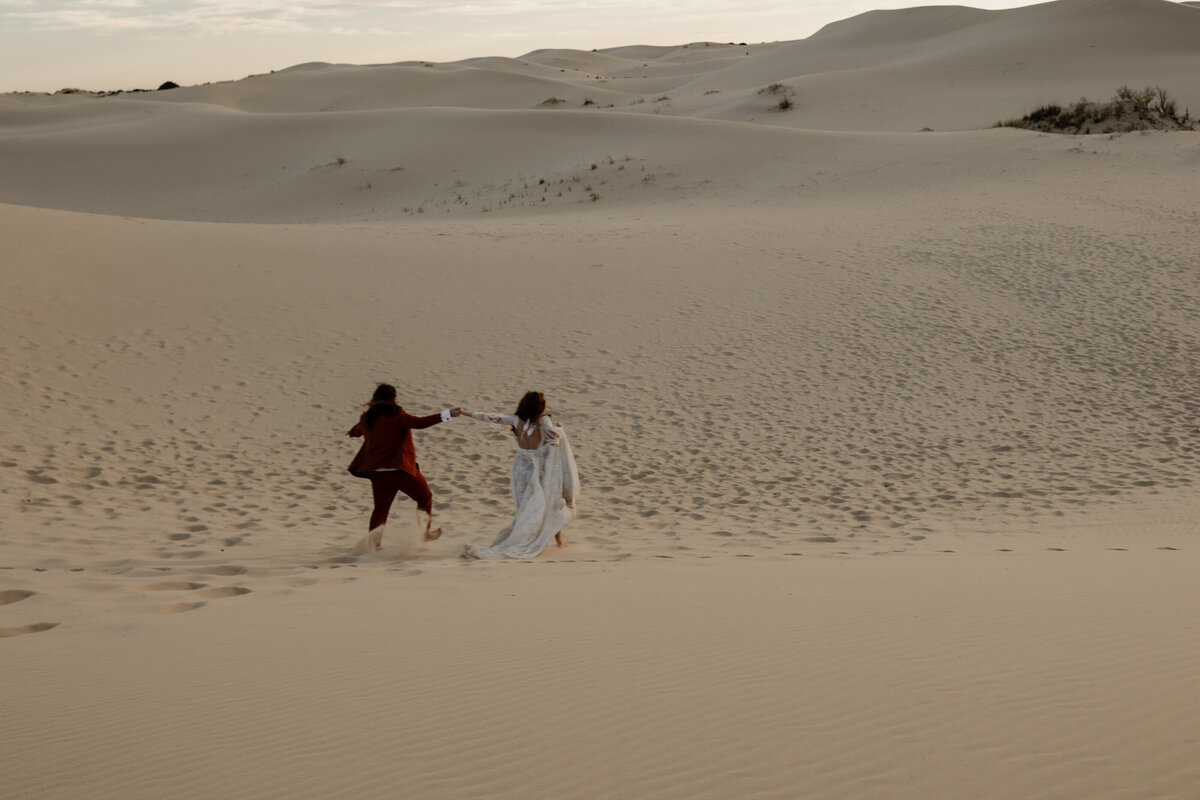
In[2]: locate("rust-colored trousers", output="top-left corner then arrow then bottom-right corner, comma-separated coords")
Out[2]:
368,469 -> 432,529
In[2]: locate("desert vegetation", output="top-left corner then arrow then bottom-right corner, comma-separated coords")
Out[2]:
999,86 -> 1194,134
388,154 -> 647,217
309,156 -> 348,171
758,83 -> 795,112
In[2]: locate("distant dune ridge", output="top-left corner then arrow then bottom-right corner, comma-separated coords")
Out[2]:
3,0 -> 1200,220
2,2 -> 1200,799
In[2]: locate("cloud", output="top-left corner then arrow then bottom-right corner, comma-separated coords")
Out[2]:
365,0 -> 788,15
328,24 -> 395,35
11,8 -> 163,30
377,1 -> 559,11
4,0 -> 796,40
6,0 -> 342,34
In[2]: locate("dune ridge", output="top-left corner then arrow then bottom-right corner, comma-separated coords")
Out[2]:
3,1 -> 1200,222
2,1 -> 1199,798
6,0 -> 1199,131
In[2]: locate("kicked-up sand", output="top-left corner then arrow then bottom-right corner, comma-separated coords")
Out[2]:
2,0 -> 1199,797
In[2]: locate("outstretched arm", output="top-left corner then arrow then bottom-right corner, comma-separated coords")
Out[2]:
396,408 -> 453,430
466,411 -> 520,426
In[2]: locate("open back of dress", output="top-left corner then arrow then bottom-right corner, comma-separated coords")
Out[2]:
463,413 -> 579,559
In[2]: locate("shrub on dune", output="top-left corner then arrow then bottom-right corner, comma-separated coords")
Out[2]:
758,82 -> 795,112
998,86 -> 1194,134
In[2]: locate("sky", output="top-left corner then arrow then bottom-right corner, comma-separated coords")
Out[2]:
0,0 -> 1080,93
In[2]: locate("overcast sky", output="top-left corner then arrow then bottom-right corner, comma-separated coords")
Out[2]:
0,0 -> 1078,93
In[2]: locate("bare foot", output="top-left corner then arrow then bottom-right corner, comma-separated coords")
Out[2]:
351,529 -> 384,556
425,527 -> 443,542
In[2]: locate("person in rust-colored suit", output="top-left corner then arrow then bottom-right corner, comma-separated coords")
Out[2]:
347,383 -> 463,552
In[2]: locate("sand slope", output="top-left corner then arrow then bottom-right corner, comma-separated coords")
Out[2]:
2,125 -> 1196,571
5,552 -> 1200,799
707,0 -> 1200,130
3,1 -> 1200,221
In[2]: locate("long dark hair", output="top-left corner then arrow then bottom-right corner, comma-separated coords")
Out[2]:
362,383 -> 399,429
515,390 -> 545,422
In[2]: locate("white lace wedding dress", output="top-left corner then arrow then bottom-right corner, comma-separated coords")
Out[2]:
462,413 -> 580,559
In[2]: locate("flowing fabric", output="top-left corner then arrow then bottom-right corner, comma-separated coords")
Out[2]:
463,414 -> 579,559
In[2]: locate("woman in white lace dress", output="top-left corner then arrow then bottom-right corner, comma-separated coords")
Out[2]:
460,391 -> 579,559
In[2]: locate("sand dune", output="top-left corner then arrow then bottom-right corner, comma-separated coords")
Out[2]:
6,551 -> 1200,799
3,1 -> 1200,222
2,100 -> 1199,224
153,61 -> 631,114
2,128 -> 1196,566
5,0 -> 1200,129
682,0 -> 1200,129
2,1 -> 1199,798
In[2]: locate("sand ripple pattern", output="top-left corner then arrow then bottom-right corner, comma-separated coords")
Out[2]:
3,556 -> 1199,798
2,189 -> 1198,580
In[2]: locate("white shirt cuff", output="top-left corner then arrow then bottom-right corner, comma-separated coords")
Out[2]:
440,409 -> 452,422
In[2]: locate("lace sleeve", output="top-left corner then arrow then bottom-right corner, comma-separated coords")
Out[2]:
541,416 -> 560,443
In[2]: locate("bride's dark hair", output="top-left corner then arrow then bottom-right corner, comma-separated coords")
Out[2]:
515,391 -> 545,422
363,383 -> 399,429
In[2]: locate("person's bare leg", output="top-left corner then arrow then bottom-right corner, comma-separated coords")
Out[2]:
422,511 -> 442,542
555,532 -> 565,548
366,476 -> 399,552
352,525 -> 385,555
408,474 -> 440,542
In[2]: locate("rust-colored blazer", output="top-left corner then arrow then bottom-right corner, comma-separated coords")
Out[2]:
347,407 -> 445,478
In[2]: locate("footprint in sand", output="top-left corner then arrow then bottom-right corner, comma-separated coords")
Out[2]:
0,622 -> 60,638
198,586 -> 251,599
198,565 -> 247,576
75,581 -> 123,592
155,602 -> 205,614
155,550 -> 205,560
0,590 -> 36,606
144,581 -> 207,591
